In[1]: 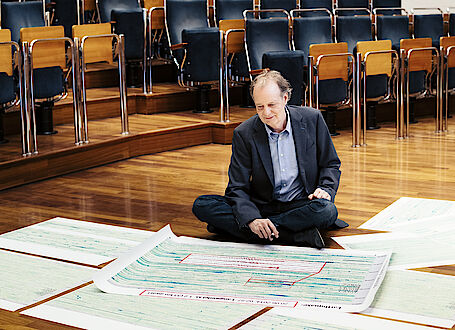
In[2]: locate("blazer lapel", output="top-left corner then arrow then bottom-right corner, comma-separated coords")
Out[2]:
252,118 -> 274,186
289,108 -> 308,188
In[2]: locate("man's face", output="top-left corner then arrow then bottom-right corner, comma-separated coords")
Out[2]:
253,81 -> 288,133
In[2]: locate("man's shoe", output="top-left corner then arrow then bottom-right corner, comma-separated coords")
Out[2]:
293,228 -> 325,249
207,224 -> 219,234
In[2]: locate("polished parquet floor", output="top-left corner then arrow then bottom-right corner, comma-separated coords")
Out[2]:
0,115 -> 455,329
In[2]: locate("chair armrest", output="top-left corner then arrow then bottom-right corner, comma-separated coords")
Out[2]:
171,43 -> 188,50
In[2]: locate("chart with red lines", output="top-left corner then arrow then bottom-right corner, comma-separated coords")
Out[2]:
94,225 -> 391,312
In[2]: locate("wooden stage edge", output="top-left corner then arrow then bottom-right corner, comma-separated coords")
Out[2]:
0,120 -> 239,191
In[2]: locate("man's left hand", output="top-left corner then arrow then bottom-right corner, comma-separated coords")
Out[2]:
308,188 -> 331,201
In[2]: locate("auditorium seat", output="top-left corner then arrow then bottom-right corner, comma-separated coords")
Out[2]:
299,0 -> 332,12
400,38 -> 438,136
336,0 -> 370,16
440,36 -> 455,131
0,29 -> 22,146
356,39 -> 398,134
166,0 -> 223,113
0,1 -> 45,43
73,23 -> 129,141
144,0 -> 166,63
97,0 -> 147,89
335,11 -> 372,54
52,0 -> 80,37
245,9 -> 305,105
372,0 -> 401,15
448,8 -> 455,37
219,19 -> 245,121
411,8 -> 444,48
215,0 -> 252,22
259,0 -> 296,18
291,8 -> 333,66
308,42 -> 354,136
21,26 -> 75,136
374,9 -> 409,50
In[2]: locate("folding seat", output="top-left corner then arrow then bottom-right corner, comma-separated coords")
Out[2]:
0,29 -> 25,151
20,25 -> 80,152
219,19 -> 245,121
308,42 -> 357,138
166,0 -> 223,113
411,8 -> 444,48
73,23 -> 129,142
244,9 -> 305,106
356,40 -> 399,141
299,0 -> 332,12
399,38 -> 440,137
52,0 -> 81,37
0,1 -> 46,43
371,0 -> 401,15
291,8 -> 332,66
374,9 -> 409,50
449,8 -> 455,37
336,0 -> 370,16
259,0 -> 297,18
144,0 -> 168,65
215,0 -> 253,21
97,0 -> 147,90
335,10 -> 372,54
439,36 -> 455,132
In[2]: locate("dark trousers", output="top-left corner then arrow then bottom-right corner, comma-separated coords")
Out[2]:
192,195 -> 339,242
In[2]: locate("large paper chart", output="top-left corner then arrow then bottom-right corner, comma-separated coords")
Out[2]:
93,226 -> 391,312
364,270 -> 455,328
0,250 -> 94,311
0,217 -> 154,266
23,284 -> 262,330
332,230 -> 455,270
238,307 -> 433,329
359,197 -> 455,230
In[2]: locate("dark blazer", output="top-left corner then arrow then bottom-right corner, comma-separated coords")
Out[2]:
225,105 -> 341,227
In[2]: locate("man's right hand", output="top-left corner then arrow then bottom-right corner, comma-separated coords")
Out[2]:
248,218 -> 279,241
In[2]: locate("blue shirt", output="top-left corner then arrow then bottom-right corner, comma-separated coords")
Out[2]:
264,110 -> 305,202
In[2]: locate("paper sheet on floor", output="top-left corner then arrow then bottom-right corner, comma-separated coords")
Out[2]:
362,270 -> 455,328
332,229 -> 455,270
21,284 -> 262,330
0,250 -> 94,311
359,197 -> 455,231
237,307 -> 434,329
0,217 -> 154,266
92,225 -> 391,313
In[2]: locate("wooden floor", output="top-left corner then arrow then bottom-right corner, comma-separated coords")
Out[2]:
0,115 -> 455,329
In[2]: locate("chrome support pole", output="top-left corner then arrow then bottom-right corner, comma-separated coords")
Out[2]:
218,30 -> 225,122
15,41 -> 30,156
71,39 -> 82,145
80,37 -> 90,143
25,42 -> 38,154
222,31 -> 229,123
360,53 -> 366,146
399,49 -> 405,139
142,9 -> 149,95
308,56 -> 314,108
118,34 -> 129,135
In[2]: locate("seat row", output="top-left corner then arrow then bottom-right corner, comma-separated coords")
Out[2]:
0,24 -> 129,156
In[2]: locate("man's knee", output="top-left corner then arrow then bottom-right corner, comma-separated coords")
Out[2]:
309,199 -> 338,224
192,194 -> 225,222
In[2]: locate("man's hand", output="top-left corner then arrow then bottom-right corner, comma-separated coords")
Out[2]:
248,218 -> 279,241
308,188 -> 331,201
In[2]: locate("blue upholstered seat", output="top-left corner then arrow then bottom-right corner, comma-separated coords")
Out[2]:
260,0 -> 295,18
318,79 -> 347,105
0,73 -> 16,105
32,67 -> 65,99
300,0 -> 332,11
215,0 -> 252,21
245,17 -> 290,71
111,8 -> 144,60
1,1 -> 45,42
53,0 -> 78,37
262,50 -> 305,105
336,0 -> 369,16
293,15 -> 332,65
376,15 -> 409,50
414,14 -> 444,48
372,0 -> 401,15
336,16 -> 372,54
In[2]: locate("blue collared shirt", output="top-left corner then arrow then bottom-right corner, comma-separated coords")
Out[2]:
264,110 -> 305,202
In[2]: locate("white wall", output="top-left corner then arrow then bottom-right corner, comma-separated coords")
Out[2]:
401,0 -> 454,11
